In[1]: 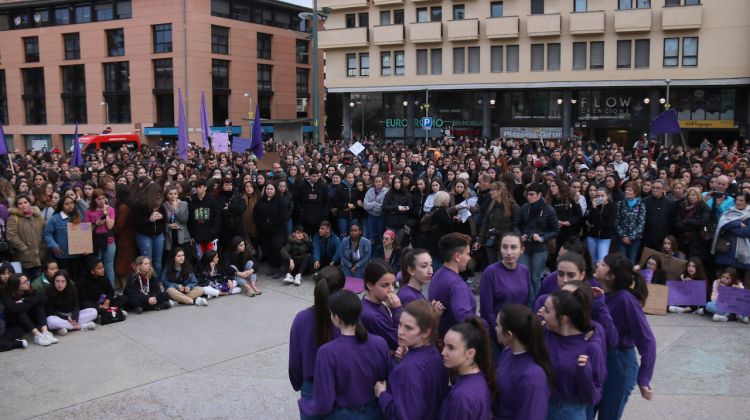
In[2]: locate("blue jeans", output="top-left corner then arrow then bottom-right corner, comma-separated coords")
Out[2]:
299,379 -> 323,420
94,242 -> 117,288
135,233 -> 165,277
587,237 -> 611,264
617,238 -> 642,264
287,219 -> 294,236
366,215 -> 385,246
343,262 -> 365,278
596,348 -> 638,420
520,250 -> 548,306
233,260 -> 257,286
706,301 -> 729,316
338,217 -> 361,239
327,401 -> 381,420
547,396 -> 586,420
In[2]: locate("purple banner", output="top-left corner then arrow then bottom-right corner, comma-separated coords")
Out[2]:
716,286 -> 750,316
640,269 -> 653,284
666,280 -> 707,306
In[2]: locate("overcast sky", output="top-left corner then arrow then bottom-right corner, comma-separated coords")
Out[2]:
286,0 -> 313,7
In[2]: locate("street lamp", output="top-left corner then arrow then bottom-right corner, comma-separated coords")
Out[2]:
665,78 -> 671,109
244,92 -> 254,136
643,98 -> 651,104
100,101 -> 109,125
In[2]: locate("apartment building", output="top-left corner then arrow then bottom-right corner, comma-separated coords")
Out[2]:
0,0 -> 320,151
320,0 -> 750,145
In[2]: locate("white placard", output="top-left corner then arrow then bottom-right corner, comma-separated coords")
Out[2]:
349,141 -> 365,156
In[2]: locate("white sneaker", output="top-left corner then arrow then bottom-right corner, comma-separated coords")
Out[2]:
121,310 -> 128,318
34,334 -> 51,347
55,328 -> 69,336
169,299 -> 178,307
283,273 -> 294,284
231,287 -> 242,295
16,338 -> 28,349
81,321 -> 97,330
294,274 -> 302,286
741,316 -> 750,324
694,308 -> 705,315
194,297 -> 208,306
713,314 -> 729,322
668,306 -> 680,313
44,331 -> 59,344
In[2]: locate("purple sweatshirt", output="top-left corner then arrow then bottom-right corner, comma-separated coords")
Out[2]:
398,284 -> 426,307
544,329 -> 606,405
538,272 -> 603,295
378,345 -> 449,420
480,262 -> 530,341
361,297 -> 402,351
605,289 -> 657,387
493,349 -> 550,420
429,267 -> 479,337
439,372 -> 491,420
288,308 -> 339,391
299,334 -> 391,416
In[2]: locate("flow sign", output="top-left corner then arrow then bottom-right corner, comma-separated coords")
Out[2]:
422,117 -> 432,129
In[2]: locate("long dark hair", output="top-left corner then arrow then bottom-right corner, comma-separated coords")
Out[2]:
401,248 -> 429,286
199,249 -> 220,274
312,266 -> 346,347
549,288 -> 592,333
6,274 -> 30,299
603,253 -> 648,304
164,247 -> 193,283
364,259 -> 394,291
48,269 -> 75,298
449,316 -> 496,398
328,290 -> 368,343
115,183 -> 131,208
498,304 -> 555,386
560,238 -> 593,279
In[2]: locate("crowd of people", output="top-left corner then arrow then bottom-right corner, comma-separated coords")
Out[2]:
0,133 -> 748,417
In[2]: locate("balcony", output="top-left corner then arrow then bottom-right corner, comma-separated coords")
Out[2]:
485,16 -> 519,39
526,13 -> 561,37
569,10 -> 605,35
662,5 -> 702,31
447,18 -> 479,41
318,0 -> 368,10
409,21 -> 442,43
373,0 -> 403,5
614,8 -> 652,33
373,24 -> 405,45
318,27 -> 368,49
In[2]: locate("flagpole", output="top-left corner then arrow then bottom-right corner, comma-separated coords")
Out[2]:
7,154 -> 14,174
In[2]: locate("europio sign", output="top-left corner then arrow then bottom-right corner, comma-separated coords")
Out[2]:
383,118 -> 483,128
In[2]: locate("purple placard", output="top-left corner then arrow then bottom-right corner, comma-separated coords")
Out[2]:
640,269 -> 654,284
666,280 -> 707,306
344,276 -> 364,294
716,285 -> 750,316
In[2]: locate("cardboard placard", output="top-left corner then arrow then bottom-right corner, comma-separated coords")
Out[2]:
67,222 -> 93,255
643,284 -> 668,315
257,151 -> 279,171
667,280 -> 707,306
639,248 -> 687,280
716,285 -> 750,316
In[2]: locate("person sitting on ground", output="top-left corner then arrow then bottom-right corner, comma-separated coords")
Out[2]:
161,247 -> 208,306
312,220 -> 341,271
125,256 -> 172,313
341,223 -> 372,279
196,250 -> 240,296
705,267 -> 748,323
0,301 -> 28,352
32,260 -> 59,294
1,273 -> 56,347
223,236 -> 261,297
78,257 -> 128,312
0,263 -> 14,293
45,269 -> 97,335
280,225 -> 312,286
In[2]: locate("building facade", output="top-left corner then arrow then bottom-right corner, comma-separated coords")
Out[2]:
320,0 -> 750,146
0,0 -> 321,152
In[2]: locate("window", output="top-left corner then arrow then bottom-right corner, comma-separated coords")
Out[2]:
33,8 -> 50,27
663,38 -> 679,67
153,59 -> 174,126
103,62 -> 130,123
453,5 -> 465,20
212,59 -> 229,125
359,53 -> 369,76
531,0 -> 544,15
416,8 -> 429,23
394,51 -> 405,75
665,0 -> 680,5
257,33 -> 272,59
590,41 -> 604,69
61,65 -> 87,124
258,64 -> 273,91
682,37 -> 698,66
531,44 -> 544,70
453,47 -> 465,74
358,13 -> 369,27
417,49 -> 428,75
617,40 -> 631,68
491,46 -> 503,72
635,39 -> 650,68
212,25 -> 230,55
212,0 -> 230,17
638,0 -> 651,7
381,52 -> 392,76
507,45 -> 519,72
55,7 -> 70,25
468,47 -> 480,73
431,7 -> 442,22
394,10 -> 404,24
431,49 -> 442,74
573,42 -> 587,69
296,40 -> 309,64
491,2 -> 504,17
296,68 -> 309,97
95,2 -> 114,21
116,1 -> 132,19
619,0 -> 650,8
24,37 -> 39,62
75,4 -> 91,23
380,11 -> 391,26
153,58 -> 173,90
0,70 -> 6,125
547,43 -> 560,70
574,0 -> 587,12
258,94 -> 271,119
347,54 -> 357,77
346,14 -> 356,28
212,59 -> 229,89
64,33 -> 81,60
152,24 -> 172,53
22,68 -> 46,124
106,28 -> 125,57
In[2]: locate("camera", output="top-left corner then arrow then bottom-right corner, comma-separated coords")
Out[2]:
485,228 -> 499,248
711,191 -> 726,199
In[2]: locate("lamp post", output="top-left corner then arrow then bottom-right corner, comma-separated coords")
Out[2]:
244,92 -> 254,137
100,101 -> 109,125
299,8 -> 329,144
419,87 -> 430,146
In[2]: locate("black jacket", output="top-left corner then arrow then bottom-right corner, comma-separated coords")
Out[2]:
131,203 -> 168,237
295,179 -> 330,226
46,285 -> 80,321
188,193 -> 221,243
253,195 -> 289,235
586,202 -> 616,239
333,181 -> 366,220
382,190 -> 412,229
217,191 -> 247,240
125,273 -> 162,308
642,195 -> 676,249
513,200 -> 560,253
77,275 -> 115,309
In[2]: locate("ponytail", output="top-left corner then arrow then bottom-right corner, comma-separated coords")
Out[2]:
603,253 -> 648,306
354,323 -> 369,343
499,305 -> 555,388
450,317 -> 496,398
549,289 -> 590,333
313,266 -> 346,347
631,270 -> 649,305
328,290 -> 367,343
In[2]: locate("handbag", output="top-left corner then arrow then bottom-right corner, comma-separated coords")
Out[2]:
98,306 -> 125,325
715,237 -> 731,253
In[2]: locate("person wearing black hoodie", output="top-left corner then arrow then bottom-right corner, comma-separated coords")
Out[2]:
254,182 -> 289,278
45,269 -> 97,334
0,301 -> 27,351
125,256 -> 172,313
78,258 -> 128,313
1,273 -> 55,347
294,168 -> 330,238
188,178 -> 221,259
216,175 -> 247,252
334,171 -> 365,239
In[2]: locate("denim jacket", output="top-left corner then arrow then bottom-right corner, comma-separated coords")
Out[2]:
340,236 -> 372,272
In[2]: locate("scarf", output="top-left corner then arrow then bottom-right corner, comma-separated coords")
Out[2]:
712,206 -> 750,264
626,197 -> 638,208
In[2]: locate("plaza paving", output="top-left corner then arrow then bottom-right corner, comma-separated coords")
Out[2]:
1,272 -> 749,419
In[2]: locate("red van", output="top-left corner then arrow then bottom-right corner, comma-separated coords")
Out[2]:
76,133 -> 141,152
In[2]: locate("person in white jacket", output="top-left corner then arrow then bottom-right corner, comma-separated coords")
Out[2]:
363,175 -> 388,246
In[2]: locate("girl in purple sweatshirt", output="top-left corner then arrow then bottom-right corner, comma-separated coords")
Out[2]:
361,259 -> 402,351
397,248 -> 433,306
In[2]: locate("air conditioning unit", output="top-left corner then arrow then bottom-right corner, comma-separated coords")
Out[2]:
296,98 -> 308,112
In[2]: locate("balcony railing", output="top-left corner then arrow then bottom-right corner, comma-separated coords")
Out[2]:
318,27 -> 369,49
614,8 -> 652,33
409,21 -> 442,43
447,18 -> 479,41
485,16 -> 519,39
662,4 -> 702,31
569,10 -> 605,35
372,24 -> 405,45
526,13 -> 561,37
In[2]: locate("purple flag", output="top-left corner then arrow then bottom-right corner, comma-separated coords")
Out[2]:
650,109 -> 681,135
199,91 -> 211,149
250,103 -> 263,159
0,122 -> 7,155
72,124 -> 84,167
177,88 -> 188,160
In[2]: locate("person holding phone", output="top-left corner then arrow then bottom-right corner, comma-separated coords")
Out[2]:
586,187 -> 616,264
85,189 -> 116,287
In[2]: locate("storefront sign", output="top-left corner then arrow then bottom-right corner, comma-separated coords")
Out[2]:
579,94 -> 637,120
383,118 -> 484,129
500,127 -> 562,139
678,120 -> 735,129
